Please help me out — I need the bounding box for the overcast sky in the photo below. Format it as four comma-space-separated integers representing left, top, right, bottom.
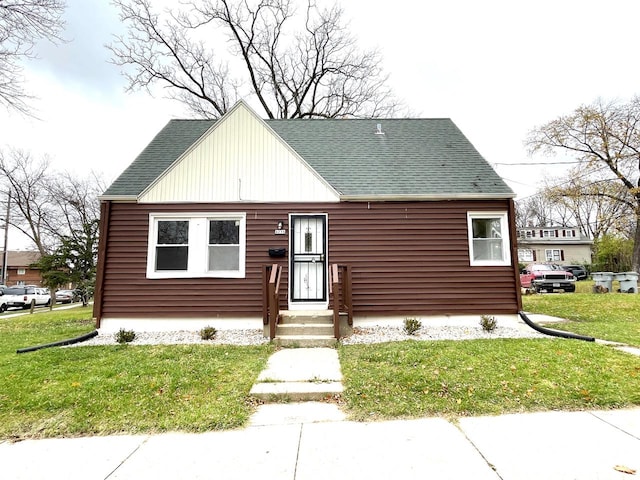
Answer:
2, 0, 640, 249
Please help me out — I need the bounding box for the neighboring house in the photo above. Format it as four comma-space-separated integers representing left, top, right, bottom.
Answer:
0, 251, 43, 287
93, 101, 521, 332
516, 227, 592, 265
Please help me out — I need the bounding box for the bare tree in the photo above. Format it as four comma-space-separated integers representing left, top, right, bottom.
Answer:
542, 169, 634, 240
515, 195, 557, 229
0, 149, 57, 253
109, 0, 402, 119
44, 171, 104, 244
527, 97, 640, 272
1, 149, 103, 298
0, 0, 66, 114
0, 149, 104, 254
38, 172, 104, 305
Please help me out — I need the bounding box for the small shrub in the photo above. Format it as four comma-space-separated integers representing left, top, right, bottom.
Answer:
115, 328, 136, 344
479, 315, 497, 332
200, 326, 217, 340
403, 317, 422, 335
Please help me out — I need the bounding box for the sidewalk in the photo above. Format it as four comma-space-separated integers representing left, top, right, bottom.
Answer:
1, 408, 638, 479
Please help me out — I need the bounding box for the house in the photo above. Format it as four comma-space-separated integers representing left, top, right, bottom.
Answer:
516, 226, 592, 265
93, 101, 522, 334
0, 251, 43, 287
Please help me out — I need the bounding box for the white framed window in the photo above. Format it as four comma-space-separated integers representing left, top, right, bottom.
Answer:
147, 212, 246, 279
545, 249, 563, 262
467, 211, 511, 266
518, 249, 534, 262
17, 268, 26, 275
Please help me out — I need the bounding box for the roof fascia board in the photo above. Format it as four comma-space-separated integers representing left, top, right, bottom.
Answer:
98, 195, 138, 202
137, 100, 340, 202
339, 193, 516, 201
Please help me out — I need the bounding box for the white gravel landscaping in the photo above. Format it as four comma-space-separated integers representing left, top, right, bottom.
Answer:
74, 323, 545, 347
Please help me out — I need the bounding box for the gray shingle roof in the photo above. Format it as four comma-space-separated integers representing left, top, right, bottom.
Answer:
102, 117, 514, 199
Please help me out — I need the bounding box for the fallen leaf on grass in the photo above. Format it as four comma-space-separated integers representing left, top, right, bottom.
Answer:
614, 465, 636, 475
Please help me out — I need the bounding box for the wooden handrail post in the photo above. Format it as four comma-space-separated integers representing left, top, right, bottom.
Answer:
345, 265, 353, 326
331, 264, 340, 339
268, 281, 276, 339
267, 264, 281, 340
262, 265, 269, 326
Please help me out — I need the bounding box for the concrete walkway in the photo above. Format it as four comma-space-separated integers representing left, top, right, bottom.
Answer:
250, 348, 343, 403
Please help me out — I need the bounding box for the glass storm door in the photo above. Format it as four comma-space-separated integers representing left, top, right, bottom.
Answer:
290, 214, 327, 305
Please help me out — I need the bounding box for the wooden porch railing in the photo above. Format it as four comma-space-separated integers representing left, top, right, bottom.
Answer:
262, 264, 283, 340
329, 264, 353, 339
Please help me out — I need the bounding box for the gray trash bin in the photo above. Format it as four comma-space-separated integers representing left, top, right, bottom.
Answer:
614, 272, 639, 293
592, 272, 614, 293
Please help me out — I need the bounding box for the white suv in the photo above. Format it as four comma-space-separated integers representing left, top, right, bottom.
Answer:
4, 286, 51, 309
0, 285, 8, 313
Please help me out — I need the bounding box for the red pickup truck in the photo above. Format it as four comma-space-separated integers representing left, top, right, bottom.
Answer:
520, 264, 575, 293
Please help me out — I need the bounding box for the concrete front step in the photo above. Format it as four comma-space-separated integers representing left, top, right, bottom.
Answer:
279, 310, 334, 325
276, 323, 335, 337
276, 335, 337, 348
249, 381, 343, 402
275, 310, 338, 347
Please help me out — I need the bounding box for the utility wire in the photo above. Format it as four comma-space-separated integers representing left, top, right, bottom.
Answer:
492, 160, 582, 166
514, 165, 612, 201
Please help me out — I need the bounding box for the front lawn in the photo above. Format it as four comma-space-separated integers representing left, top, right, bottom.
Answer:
0, 307, 274, 440
339, 338, 640, 421
522, 280, 640, 347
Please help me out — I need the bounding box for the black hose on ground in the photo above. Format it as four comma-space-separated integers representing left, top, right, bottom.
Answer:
518, 311, 595, 342
16, 330, 99, 354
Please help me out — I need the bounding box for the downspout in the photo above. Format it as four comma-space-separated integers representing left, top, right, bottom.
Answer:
17, 330, 99, 354
92, 200, 111, 328
518, 311, 595, 342
508, 199, 523, 311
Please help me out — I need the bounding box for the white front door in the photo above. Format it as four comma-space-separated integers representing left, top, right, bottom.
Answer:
289, 214, 328, 309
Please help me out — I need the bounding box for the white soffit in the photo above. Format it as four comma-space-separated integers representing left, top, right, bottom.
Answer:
138, 101, 340, 203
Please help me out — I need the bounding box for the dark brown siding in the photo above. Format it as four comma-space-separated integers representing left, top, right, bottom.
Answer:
97, 200, 520, 319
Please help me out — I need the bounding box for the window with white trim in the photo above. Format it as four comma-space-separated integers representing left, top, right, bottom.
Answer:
467, 212, 511, 266
545, 249, 563, 262
147, 213, 246, 278
518, 249, 534, 262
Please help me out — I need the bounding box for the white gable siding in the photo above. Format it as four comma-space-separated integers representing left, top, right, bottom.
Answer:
139, 103, 339, 203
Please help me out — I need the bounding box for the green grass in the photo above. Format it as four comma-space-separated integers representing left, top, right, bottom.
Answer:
522, 280, 640, 347
3, 284, 640, 439
0, 307, 274, 440
339, 339, 640, 421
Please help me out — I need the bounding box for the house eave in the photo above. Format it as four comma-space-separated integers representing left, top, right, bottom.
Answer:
98, 195, 139, 202
339, 192, 516, 202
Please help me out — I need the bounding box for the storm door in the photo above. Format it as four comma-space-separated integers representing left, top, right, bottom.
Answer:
289, 214, 327, 307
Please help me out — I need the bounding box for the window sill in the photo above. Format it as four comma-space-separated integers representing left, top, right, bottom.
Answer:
147, 271, 245, 279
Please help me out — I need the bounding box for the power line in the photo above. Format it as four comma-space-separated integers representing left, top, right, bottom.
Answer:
514, 165, 612, 201
492, 160, 582, 166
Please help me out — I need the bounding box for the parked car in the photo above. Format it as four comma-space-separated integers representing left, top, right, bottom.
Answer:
0, 286, 8, 312
520, 263, 576, 293
561, 265, 588, 280
55, 289, 78, 304
3, 286, 51, 309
